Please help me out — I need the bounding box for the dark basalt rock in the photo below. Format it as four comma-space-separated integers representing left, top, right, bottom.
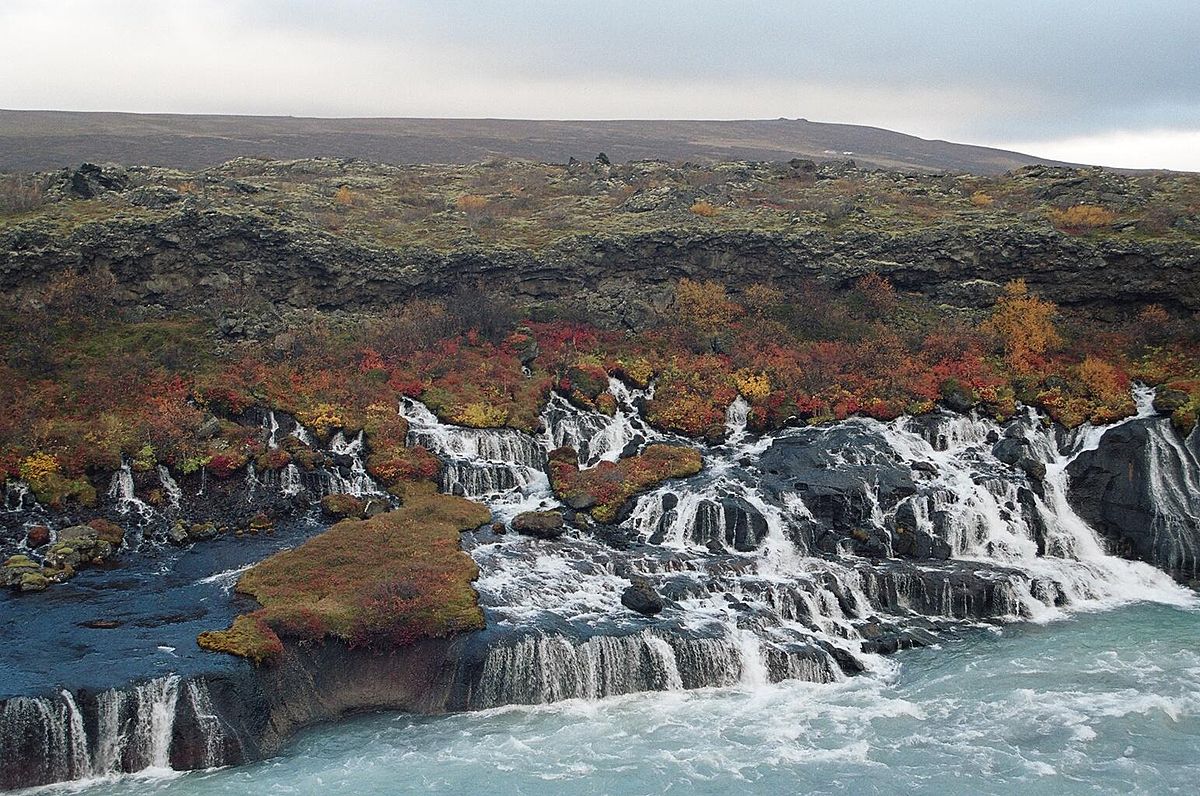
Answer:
3, 208, 1199, 333
758, 428, 916, 533
512, 511, 566, 539
620, 576, 665, 616
1067, 417, 1200, 580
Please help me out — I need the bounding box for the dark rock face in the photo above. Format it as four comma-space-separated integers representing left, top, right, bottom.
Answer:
758, 427, 916, 555
512, 511, 566, 539
1067, 418, 1200, 581
621, 577, 665, 615
2, 210, 1198, 330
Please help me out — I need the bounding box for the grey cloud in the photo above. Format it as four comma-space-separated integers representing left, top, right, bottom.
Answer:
2, 0, 1198, 142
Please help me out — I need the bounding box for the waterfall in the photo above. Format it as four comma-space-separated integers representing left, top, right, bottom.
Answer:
540, 378, 647, 467
322, 432, 383, 498
725, 396, 750, 445
4, 480, 33, 512
401, 397, 548, 511
157, 465, 183, 510
263, 410, 281, 449
0, 676, 237, 788
133, 675, 180, 770
280, 463, 304, 497
412, 384, 1196, 715
107, 461, 154, 521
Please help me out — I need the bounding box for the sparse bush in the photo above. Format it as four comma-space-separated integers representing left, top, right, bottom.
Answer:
743, 283, 785, 316
969, 191, 994, 208
0, 174, 47, 215
674, 278, 743, 336
689, 200, 719, 217
456, 194, 489, 214
1047, 204, 1117, 233
333, 186, 354, 207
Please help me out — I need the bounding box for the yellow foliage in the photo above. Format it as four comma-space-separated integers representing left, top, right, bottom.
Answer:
969, 191, 994, 207
1077, 356, 1126, 405
454, 402, 508, 428
1047, 204, 1116, 232
18, 452, 60, 483
299, 403, 345, 439
734, 370, 771, 401
333, 186, 355, 207
674, 278, 742, 335
981, 279, 1062, 374
689, 201, 719, 217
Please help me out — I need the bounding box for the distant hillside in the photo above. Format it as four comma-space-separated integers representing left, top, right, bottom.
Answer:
0, 110, 1066, 174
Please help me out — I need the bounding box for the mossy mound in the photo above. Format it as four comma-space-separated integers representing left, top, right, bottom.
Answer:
198, 487, 491, 665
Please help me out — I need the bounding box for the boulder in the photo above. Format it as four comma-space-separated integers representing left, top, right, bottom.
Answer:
87, 518, 125, 546
621, 577, 664, 616
512, 511, 566, 540
168, 521, 190, 545
992, 437, 1045, 481
189, 521, 219, 541
2, 555, 42, 589
24, 526, 51, 548
248, 512, 275, 532
18, 572, 49, 592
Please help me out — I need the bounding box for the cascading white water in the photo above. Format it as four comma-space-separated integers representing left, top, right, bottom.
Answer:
134, 675, 180, 770
725, 396, 750, 445
107, 461, 154, 520
157, 465, 183, 510
280, 463, 304, 497
541, 378, 648, 467
323, 430, 384, 497
401, 398, 547, 508
407, 385, 1196, 709
263, 410, 281, 450
0, 676, 232, 787
4, 480, 32, 512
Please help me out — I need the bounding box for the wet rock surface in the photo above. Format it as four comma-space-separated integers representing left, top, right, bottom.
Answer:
1068, 417, 1200, 581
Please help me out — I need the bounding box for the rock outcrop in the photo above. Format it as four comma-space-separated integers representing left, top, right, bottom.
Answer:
1067, 417, 1200, 581
3, 207, 1198, 330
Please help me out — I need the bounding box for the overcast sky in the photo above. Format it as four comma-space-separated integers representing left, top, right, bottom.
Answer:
2, 0, 1198, 170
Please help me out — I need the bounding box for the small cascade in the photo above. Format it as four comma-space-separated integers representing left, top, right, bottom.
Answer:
725, 396, 750, 445
540, 378, 647, 466
291, 423, 314, 447
263, 410, 281, 449
157, 465, 183, 510
280, 463, 304, 497
3, 480, 34, 513
465, 627, 838, 709
0, 676, 239, 789
1140, 423, 1200, 574
106, 461, 154, 521
323, 431, 383, 498
401, 398, 547, 507
244, 462, 262, 502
